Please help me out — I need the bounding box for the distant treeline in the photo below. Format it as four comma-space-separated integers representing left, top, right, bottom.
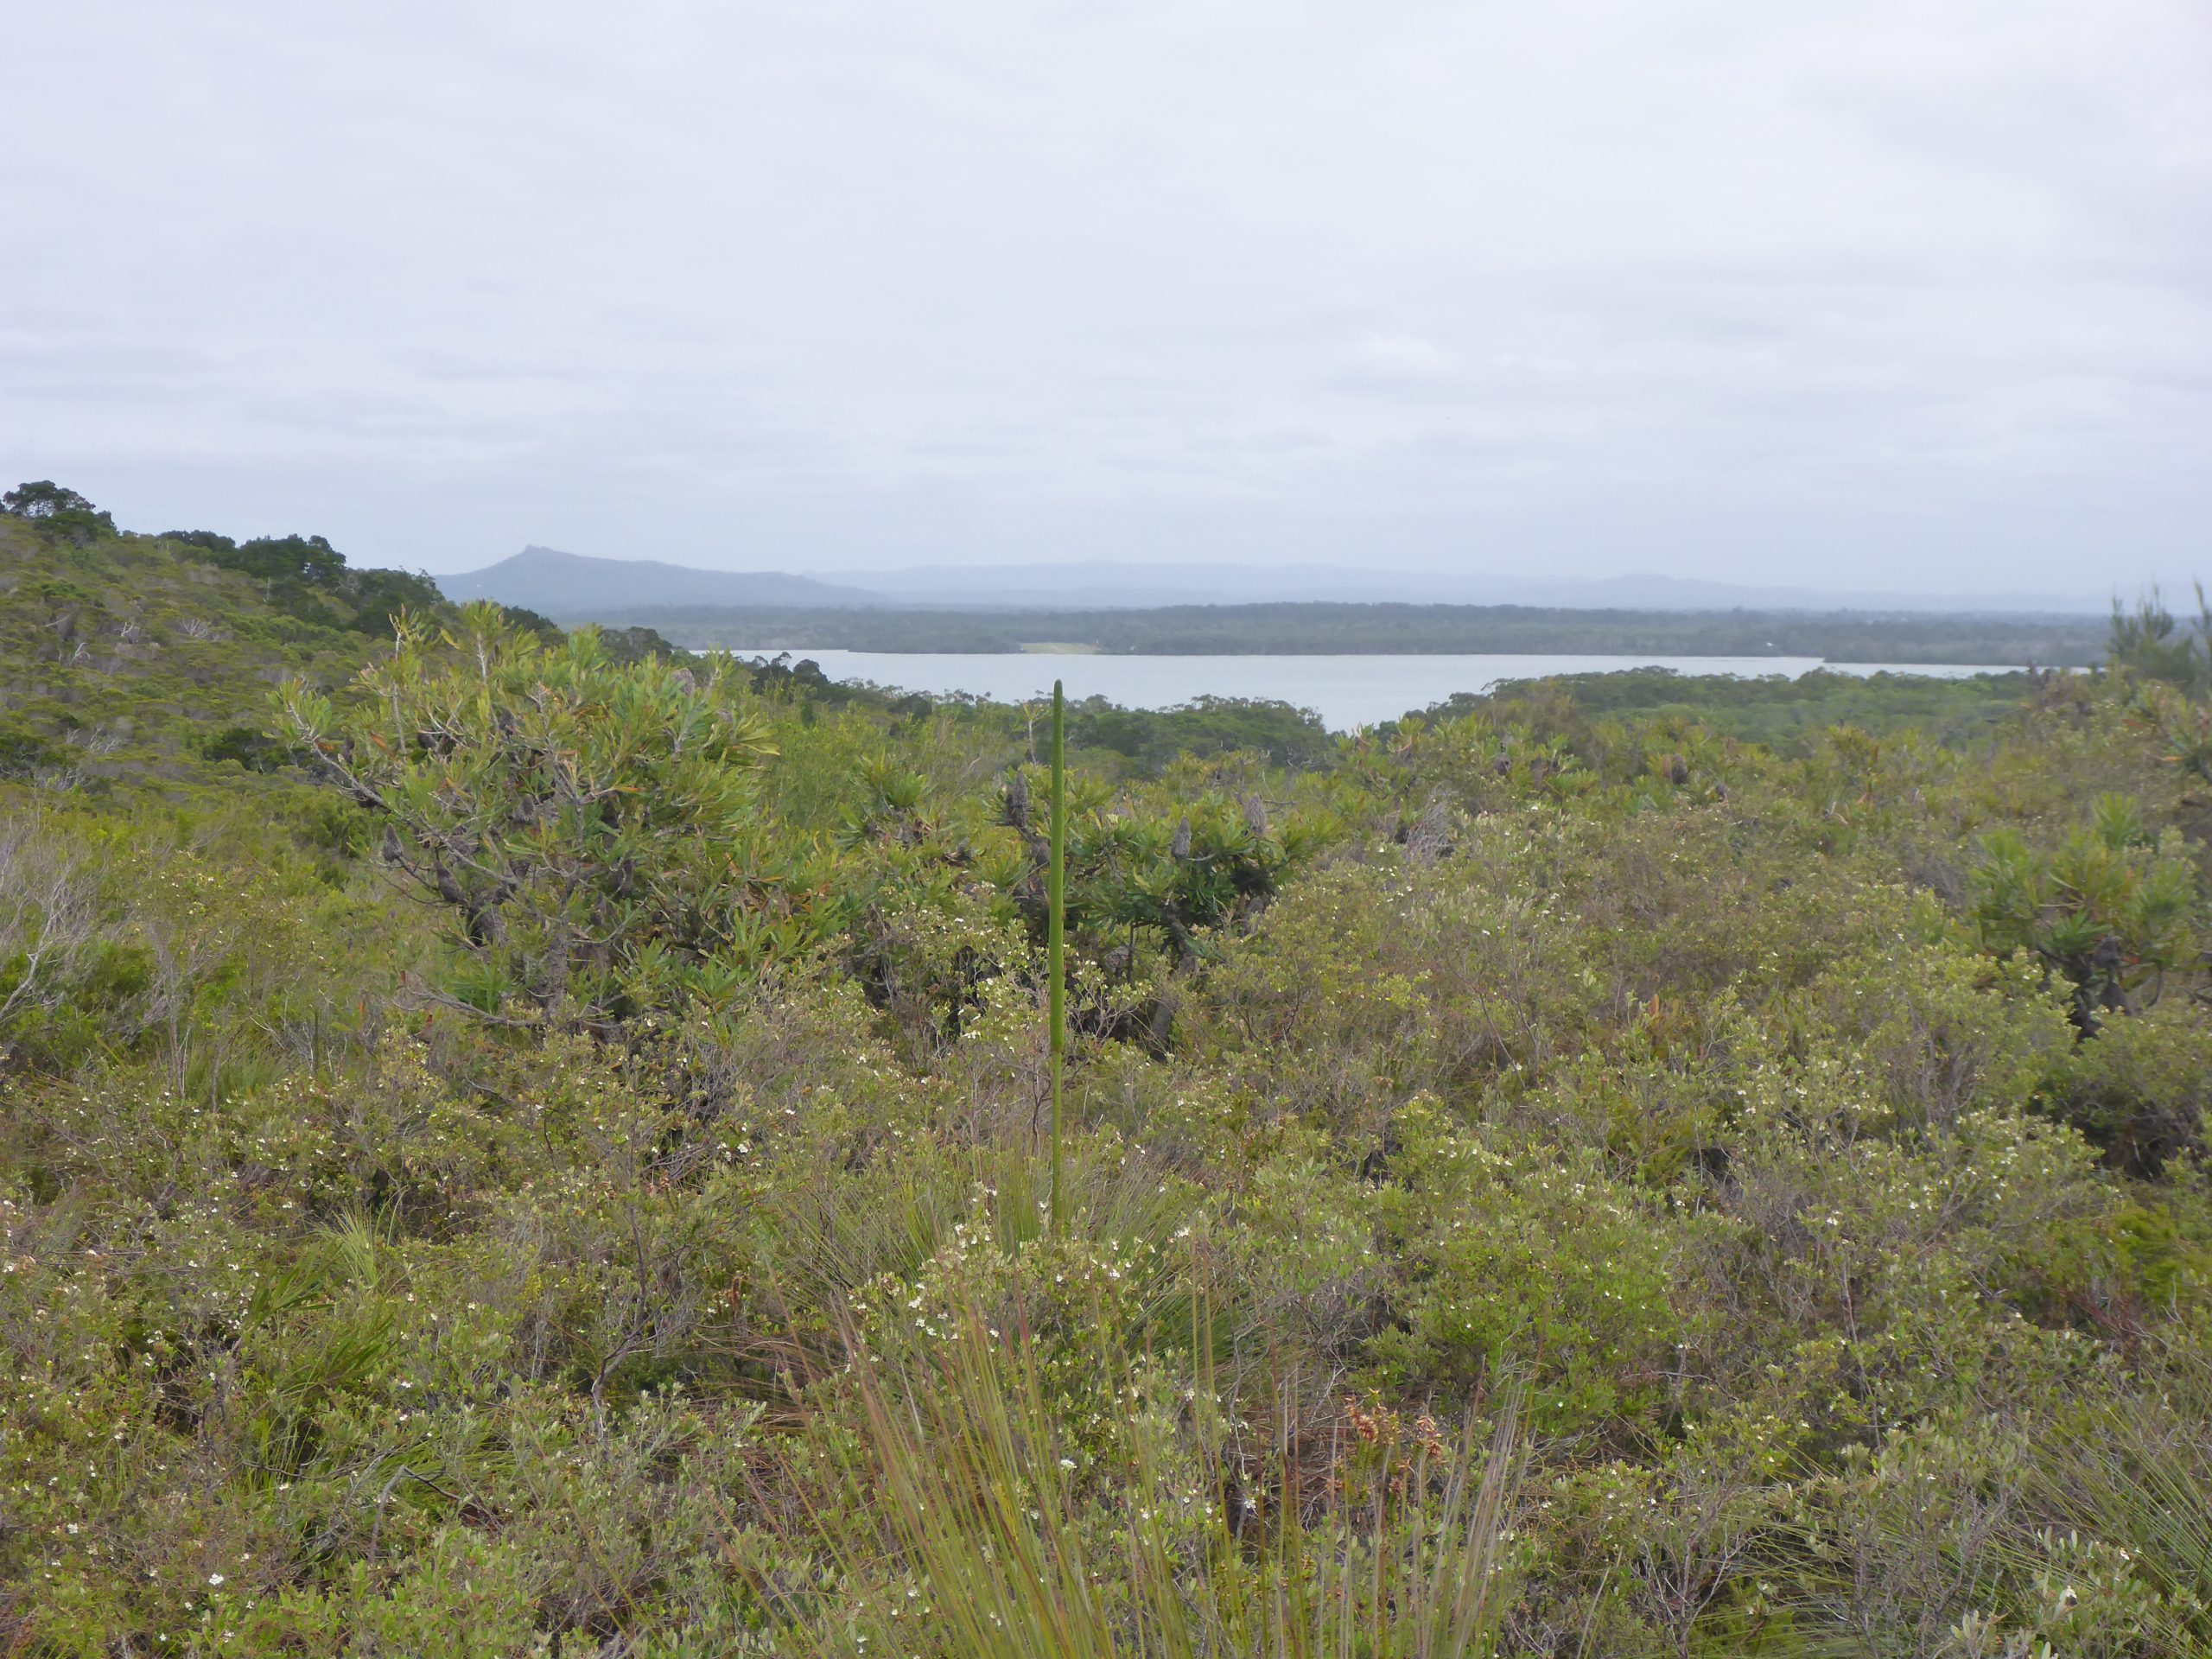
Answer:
599, 600, 2107, 664
1402, 666, 2056, 752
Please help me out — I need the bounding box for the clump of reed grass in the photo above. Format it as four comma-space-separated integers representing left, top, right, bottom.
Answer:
762, 1299, 1522, 1659
2021, 1341, 2212, 1653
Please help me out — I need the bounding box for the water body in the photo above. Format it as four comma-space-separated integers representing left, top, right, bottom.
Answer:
730, 651, 2018, 731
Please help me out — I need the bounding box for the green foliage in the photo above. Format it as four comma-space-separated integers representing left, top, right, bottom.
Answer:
276, 603, 796, 1026
2109, 584, 2212, 694
2128, 677, 2212, 792
1069, 693, 1332, 770
216, 531, 349, 586
2042, 1004, 2212, 1179
1373, 1116, 1694, 1436
195, 721, 287, 772
0, 714, 66, 779
493, 601, 566, 643
4, 478, 116, 546
5, 479, 106, 520
1409, 665, 2047, 755
599, 621, 680, 664
172, 530, 447, 634
0, 513, 429, 801
4, 530, 2212, 1654
1971, 792, 2198, 1035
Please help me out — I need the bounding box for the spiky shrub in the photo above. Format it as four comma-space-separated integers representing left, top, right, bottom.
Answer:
276, 602, 809, 1027
994, 765, 1307, 974
1971, 793, 2199, 1037
2108, 584, 2212, 695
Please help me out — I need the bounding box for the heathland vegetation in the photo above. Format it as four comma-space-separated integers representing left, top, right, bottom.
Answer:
5, 486, 2212, 1656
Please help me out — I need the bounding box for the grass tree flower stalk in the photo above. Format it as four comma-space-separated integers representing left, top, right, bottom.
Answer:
1049, 678, 1068, 1233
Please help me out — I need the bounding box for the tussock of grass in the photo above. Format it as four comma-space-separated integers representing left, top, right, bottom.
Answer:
762, 1303, 1522, 1659
2026, 1343, 2212, 1650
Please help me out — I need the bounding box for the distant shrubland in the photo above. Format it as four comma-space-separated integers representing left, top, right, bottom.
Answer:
614, 598, 2108, 664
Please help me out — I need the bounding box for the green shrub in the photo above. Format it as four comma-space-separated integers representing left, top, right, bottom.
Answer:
276, 605, 801, 1026
2044, 1004, 2212, 1177
1972, 794, 2199, 1035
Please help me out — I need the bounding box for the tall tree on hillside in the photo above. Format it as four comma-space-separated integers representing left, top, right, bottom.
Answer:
3, 480, 115, 543
3, 480, 103, 518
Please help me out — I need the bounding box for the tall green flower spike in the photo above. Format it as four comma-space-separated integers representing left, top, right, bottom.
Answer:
1048, 679, 1067, 1233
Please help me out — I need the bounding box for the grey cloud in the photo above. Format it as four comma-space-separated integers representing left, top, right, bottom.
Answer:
2, 0, 2207, 589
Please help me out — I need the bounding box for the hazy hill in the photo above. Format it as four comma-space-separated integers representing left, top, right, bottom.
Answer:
850, 560, 2106, 613
435, 550, 2106, 617
442, 546, 884, 616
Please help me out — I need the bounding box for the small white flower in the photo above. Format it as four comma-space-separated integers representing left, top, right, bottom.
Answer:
207, 1573, 225, 1586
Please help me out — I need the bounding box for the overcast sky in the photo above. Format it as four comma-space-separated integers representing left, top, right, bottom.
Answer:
4, 2, 2208, 593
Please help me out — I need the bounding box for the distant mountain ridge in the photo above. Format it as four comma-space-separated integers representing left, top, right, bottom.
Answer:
847, 562, 2105, 614
440, 547, 884, 614
437, 546, 2107, 620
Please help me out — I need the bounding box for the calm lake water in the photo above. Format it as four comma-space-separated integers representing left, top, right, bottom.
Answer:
730, 651, 2018, 731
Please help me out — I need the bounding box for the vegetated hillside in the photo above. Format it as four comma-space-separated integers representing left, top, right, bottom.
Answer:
613, 598, 2110, 663
0, 499, 699, 798
0, 512, 417, 794
8, 487, 2212, 1656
